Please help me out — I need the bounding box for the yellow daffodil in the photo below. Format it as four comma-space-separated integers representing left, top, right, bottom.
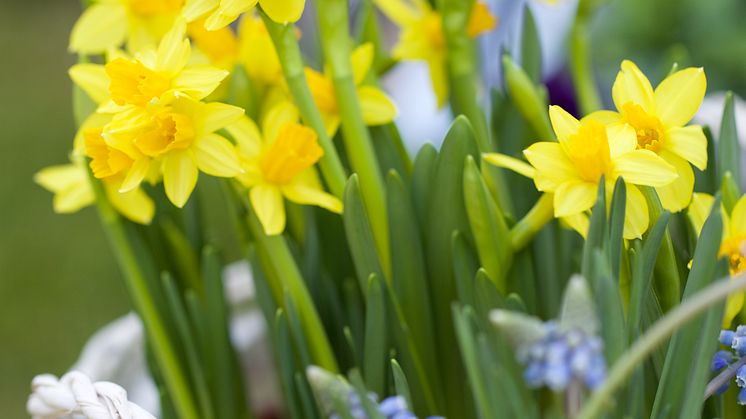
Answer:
69, 20, 229, 112
227, 102, 343, 235
485, 105, 679, 239
688, 193, 746, 326
101, 94, 244, 207
70, 0, 185, 54
306, 43, 397, 137
587, 60, 707, 212
183, 0, 305, 31
373, 0, 497, 106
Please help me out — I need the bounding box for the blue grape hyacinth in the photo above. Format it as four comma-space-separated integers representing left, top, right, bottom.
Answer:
710, 326, 746, 404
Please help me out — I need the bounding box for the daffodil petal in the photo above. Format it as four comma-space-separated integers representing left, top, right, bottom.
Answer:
665, 125, 708, 171
607, 123, 638, 158
654, 67, 706, 127
583, 110, 623, 126
351, 43, 375, 85
613, 149, 678, 187
724, 290, 744, 328
105, 184, 155, 224
69, 64, 110, 104
523, 142, 578, 191
250, 184, 285, 235
372, 0, 420, 25
482, 153, 536, 179
553, 182, 596, 218
323, 113, 341, 138
283, 181, 343, 213
34, 164, 87, 193
730, 195, 746, 238
194, 133, 242, 177
202, 102, 245, 134
262, 101, 300, 143
687, 193, 715, 238
162, 151, 198, 208
156, 19, 190, 75
69, 3, 127, 54
612, 60, 655, 113
205, 0, 257, 30
358, 86, 398, 126
183, 0, 220, 22
428, 54, 449, 108
561, 212, 589, 239
54, 183, 95, 214
655, 151, 695, 213
172, 66, 230, 100
260, 0, 305, 23
227, 116, 264, 157
549, 105, 580, 143
119, 158, 151, 193
623, 184, 649, 239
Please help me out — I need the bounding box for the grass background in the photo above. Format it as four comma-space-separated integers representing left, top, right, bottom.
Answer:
0, 2, 128, 417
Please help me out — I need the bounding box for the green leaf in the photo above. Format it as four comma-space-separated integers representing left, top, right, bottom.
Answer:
227, 64, 258, 119
411, 144, 438, 227
589, 250, 626, 364
274, 310, 305, 419
607, 178, 626, 281
694, 127, 717, 194
721, 171, 740, 214
390, 359, 413, 408
363, 275, 387, 396
520, 5, 542, 83
717, 92, 741, 188
502, 54, 553, 140
452, 231, 479, 306
462, 156, 512, 291
489, 309, 545, 349
582, 179, 606, 279
652, 196, 724, 419
343, 174, 386, 294
559, 275, 599, 336
453, 306, 497, 419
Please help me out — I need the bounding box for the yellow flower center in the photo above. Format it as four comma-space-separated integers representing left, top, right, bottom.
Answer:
85, 128, 133, 179
260, 123, 323, 185
720, 236, 746, 275
621, 103, 666, 152
128, 0, 184, 17
564, 120, 613, 183
106, 58, 172, 106
133, 110, 195, 157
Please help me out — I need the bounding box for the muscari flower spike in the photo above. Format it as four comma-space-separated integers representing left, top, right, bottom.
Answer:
492, 275, 607, 392
709, 326, 746, 403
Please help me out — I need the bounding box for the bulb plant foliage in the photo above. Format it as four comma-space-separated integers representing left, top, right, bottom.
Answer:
31, 1, 746, 418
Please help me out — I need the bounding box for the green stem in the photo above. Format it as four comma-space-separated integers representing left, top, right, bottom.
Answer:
577, 272, 746, 419
90, 178, 200, 419
315, 0, 391, 276
262, 15, 347, 199
569, 17, 602, 115
509, 193, 554, 251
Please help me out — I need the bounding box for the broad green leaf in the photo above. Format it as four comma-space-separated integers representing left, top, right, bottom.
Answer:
520, 6, 542, 83
502, 54, 552, 140
363, 275, 387, 396
717, 92, 741, 188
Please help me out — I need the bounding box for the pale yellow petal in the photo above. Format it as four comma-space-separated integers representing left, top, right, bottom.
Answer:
665, 125, 708, 171
351, 43, 375, 85
262, 101, 300, 143
358, 86, 398, 126
583, 110, 623, 126
227, 116, 264, 157
250, 184, 286, 235
612, 149, 678, 187
69, 64, 110, 105
623, 184, 649, 239
171, 66, 230, 100
205, 0, 257, 30
194, 133, 242, 177
688, 193, 715, 237
724, 291, 744, 328
607, 123, 638, 157
105, 184, 155, 224
372, 0, 420, 25
183, 0, 220, 22
427, 54, 449, 108
553, 181, 596, 218
69, 3, 127, 54
523, 142, 578, 191
549, 105, 580, 143
561, 212, 589, 239
162, 151, 198, 208
612, 60, 655, 113
54, 183, 95, 214
654, 151, 694, 213
282, 180, 343, 213
119, 158, 151, 193
323, 113, 341, 138
654, 67, 706, 127
259, 0, 305, 23
157, 19, 190, 75
201, 102, 245, 134
34, 164, 88, 194
730, 194, 746, 237
483, 153, 536, 179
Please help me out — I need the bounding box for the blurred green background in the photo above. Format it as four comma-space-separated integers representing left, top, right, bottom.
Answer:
0, 2, 129, 417
1, 0, 746, 418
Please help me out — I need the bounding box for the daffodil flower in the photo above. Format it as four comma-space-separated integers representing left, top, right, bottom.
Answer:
688, 193, 746, 326
485, 105, 679, 239
305, 43, 398, 137
69, 20, 229, 112
587, 60, 708, 212
373, 0, 497, 107
70, 0, 185, 54
227, 102, 343, 235
101, 94, 244, 207
183, 0, 305, 31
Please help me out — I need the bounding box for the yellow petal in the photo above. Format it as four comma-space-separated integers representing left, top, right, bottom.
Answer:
227, 116, 264, 157
322, 113, 341, 138
665, 125, 708, 171
467, 2, 498, 37
561, 212, 589, 239
612, 60, 655, 113
34, 164, 87, 194
183, 0, 220, 22
358, 86, 398, 126
105, 184, 155, 224
250, 184, 286, 235
69, 3, 127, 54
156, 19, 191, 75
730, 195, 746, 238
194, 133, 242, 177
623, 184, 649, 239
688, 193, 716, 237
612, 149, 678, 187
372, 0, 420, 25
427, 54, 449, 108
654, 67, 706, 127
352, 43, 375, 85
482, 153, 536, 179
607, 123, 638, 158
262, 101, 300, 143
259, 0, 305, 23
171, 66, 230, 100
583, 110, 623, 126
655, 151, 695, 213
553, 181, 596, 217
54, 183, 95, 214
549, 105, 580, 143
283, 179, 343, 213
205, 0, 257, 30
119, 158, 151, 193
69, 64, 110, 105
162, 151, 198, 208
201, 102, 245, 134
724, 290, 744, 328
523, 142, 578, 191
